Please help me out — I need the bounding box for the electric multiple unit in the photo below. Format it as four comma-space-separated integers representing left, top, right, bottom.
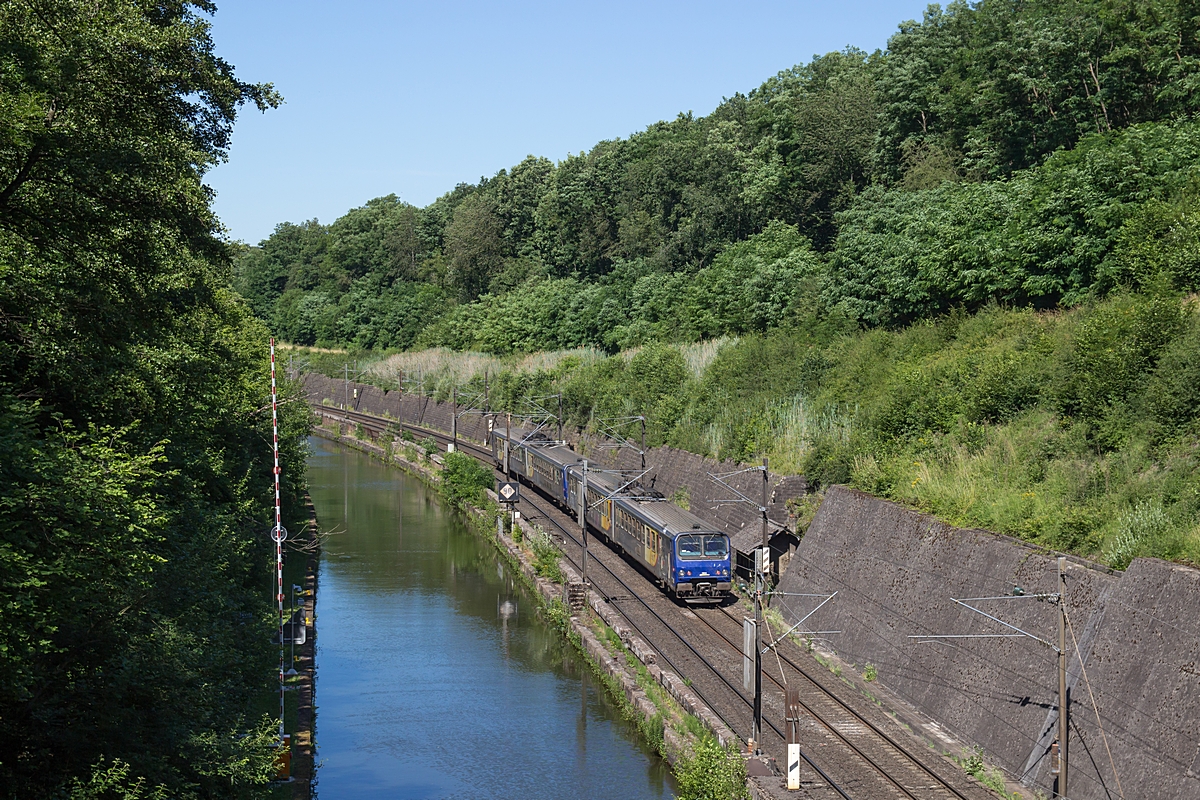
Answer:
491, 425, 732, 600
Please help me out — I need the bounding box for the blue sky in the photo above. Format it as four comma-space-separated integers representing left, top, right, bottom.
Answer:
206, 1, 932, 244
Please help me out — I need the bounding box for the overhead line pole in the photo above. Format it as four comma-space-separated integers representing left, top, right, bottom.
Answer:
641, 417, 646, 470
909, 560, 1070, 797
709, 459, 773, 754
753, 456, 768, 754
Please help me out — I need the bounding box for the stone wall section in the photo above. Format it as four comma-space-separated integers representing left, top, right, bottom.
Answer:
776, 484, 1199, 800
302, 373, 806, 560
1066, 558, 1200, 800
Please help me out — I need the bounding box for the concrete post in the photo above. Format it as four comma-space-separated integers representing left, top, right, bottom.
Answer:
752, 457, 768, 753
504, 413, 511, 477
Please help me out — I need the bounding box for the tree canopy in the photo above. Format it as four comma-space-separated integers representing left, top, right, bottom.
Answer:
236, 0, 1200, 355
1, 2, 303, 797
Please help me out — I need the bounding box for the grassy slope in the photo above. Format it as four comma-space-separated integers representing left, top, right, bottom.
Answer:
326, 291, 1200, 569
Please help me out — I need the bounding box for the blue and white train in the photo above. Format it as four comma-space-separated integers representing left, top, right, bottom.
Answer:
491, 426, 732, 601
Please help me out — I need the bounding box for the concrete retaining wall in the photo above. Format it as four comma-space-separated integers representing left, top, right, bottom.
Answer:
1068, 558, 1200, 799
776, 485, 1200, 800
302, 373, 806, 561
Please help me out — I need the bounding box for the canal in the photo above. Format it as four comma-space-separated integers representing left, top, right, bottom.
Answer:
306, 436, 676, 799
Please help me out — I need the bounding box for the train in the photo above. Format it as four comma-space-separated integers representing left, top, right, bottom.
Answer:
490, 423, 732, 601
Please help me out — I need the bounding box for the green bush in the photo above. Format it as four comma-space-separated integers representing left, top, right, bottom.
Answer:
528, 525, 565, 583
674, 736, 749, 800
441, 451, 494, 506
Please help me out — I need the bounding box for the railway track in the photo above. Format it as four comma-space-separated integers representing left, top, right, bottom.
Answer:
694, 605, 982, 799
314, 404, 995, 800
517, 490, 985, 800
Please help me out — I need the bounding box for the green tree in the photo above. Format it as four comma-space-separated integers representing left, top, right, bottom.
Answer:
0, 2, 304, 796
444, 192, 506, 301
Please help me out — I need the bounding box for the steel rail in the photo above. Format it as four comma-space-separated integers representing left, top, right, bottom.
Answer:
697, 605, 978, 800
714, 604, 978, 798
516, 490, 853, 800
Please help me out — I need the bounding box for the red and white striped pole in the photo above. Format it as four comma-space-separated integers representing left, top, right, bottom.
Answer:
271, 338, 285, 740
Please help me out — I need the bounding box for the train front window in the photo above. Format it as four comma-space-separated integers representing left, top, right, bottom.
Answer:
678, 534, 727, 560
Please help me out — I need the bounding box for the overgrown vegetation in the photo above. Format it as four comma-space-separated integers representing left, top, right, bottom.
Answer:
440, 450, 494, 506
0, 2, 305, 797
674, 736, 750, 800
528, 524, 565, 584
340, 290, 1200, 568
957, 747, 1023, 799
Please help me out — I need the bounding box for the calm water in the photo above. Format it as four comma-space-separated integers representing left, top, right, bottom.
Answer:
307, 437, 675, 800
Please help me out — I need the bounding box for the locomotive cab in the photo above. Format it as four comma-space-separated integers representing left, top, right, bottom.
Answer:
672, 531, 731, 599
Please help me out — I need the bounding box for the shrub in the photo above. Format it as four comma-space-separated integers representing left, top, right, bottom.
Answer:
528, 524, 564, 583
674, 736, 749, 800
441, 451, 494, 506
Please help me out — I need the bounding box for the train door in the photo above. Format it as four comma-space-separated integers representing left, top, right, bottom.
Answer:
601, 499, 612, 533
644, 525, 658, 567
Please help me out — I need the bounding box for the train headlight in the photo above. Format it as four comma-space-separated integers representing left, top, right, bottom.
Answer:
677, 569, 685, 577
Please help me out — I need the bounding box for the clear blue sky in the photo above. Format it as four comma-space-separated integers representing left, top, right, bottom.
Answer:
206, 1, 931, 245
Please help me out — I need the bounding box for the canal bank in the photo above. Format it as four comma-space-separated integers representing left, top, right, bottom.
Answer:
289, 497, 319, 800
310, 421, 750, 799
306, 432, 682, 799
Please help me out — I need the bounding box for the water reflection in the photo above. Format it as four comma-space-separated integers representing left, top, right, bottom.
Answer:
307, 437, 675, 800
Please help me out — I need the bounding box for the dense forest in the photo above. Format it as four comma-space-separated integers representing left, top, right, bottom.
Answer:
252, 0, 1200, 570
237, 0, 1200, 351
1, 2, 308, 797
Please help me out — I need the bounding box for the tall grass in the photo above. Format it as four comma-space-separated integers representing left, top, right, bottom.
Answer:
367, 347, 605, 398
369, 348, 503, 389
765, 396, 855, 475
677, 336, 737, 378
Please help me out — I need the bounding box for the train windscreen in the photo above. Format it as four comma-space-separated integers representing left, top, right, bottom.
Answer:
677, 534, 728, 560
